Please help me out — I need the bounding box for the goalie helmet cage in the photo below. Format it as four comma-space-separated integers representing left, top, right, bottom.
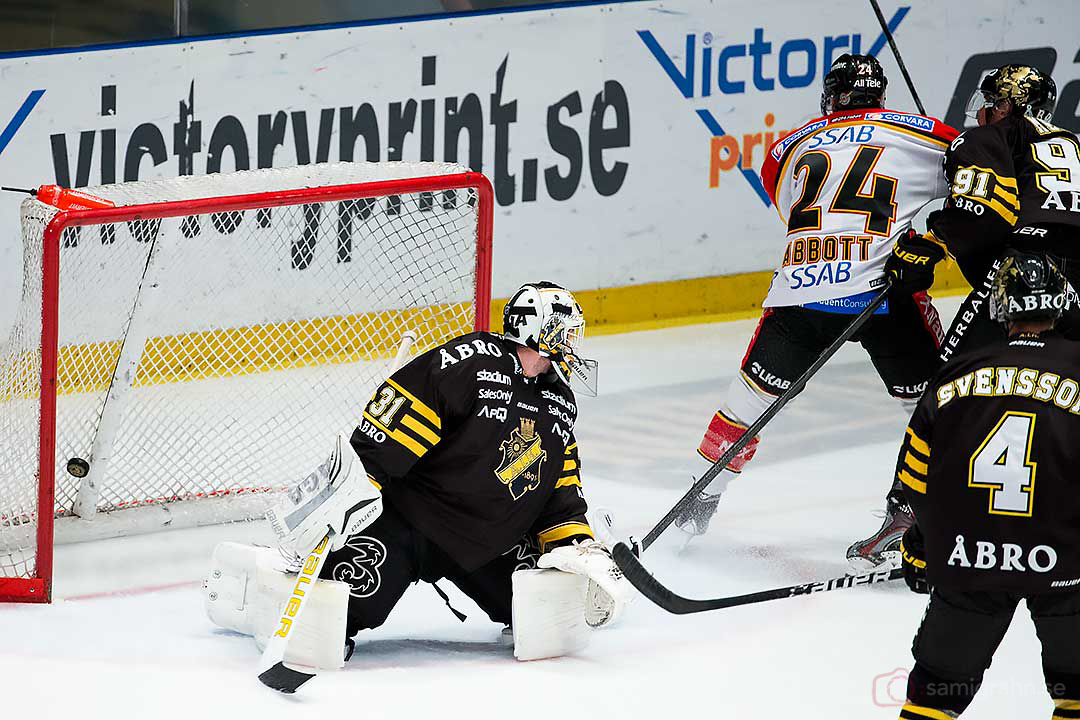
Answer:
0, 162, 493, 603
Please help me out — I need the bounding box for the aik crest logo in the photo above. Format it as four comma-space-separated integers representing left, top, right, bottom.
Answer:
332, 536, 387, 598
495, 418, 548, 500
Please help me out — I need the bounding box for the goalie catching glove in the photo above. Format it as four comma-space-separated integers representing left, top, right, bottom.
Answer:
266, 433, 383, 562
536, 539, 631, 627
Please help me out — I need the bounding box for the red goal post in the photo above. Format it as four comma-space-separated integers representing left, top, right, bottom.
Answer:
0, 164, 493, 603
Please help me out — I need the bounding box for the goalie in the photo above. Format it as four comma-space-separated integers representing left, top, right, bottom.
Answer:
205, 282, 627, 690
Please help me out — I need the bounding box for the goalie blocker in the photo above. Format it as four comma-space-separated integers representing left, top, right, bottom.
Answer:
205, 283, 628, 679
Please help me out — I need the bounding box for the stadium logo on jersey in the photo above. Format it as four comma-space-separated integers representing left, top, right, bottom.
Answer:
477, 369, 512, 386
495, 418, 548, 500
332, 536, 388, 599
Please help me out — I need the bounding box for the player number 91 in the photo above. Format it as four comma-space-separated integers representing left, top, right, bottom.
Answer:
952, 167, 991, 198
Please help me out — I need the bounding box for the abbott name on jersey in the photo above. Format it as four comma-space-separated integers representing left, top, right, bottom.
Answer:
760, 109, 955, 309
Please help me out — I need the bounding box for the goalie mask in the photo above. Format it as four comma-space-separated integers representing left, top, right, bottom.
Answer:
503, 282, 598, 396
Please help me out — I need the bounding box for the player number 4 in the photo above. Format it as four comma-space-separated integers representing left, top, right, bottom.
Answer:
968, 411, 1037, 517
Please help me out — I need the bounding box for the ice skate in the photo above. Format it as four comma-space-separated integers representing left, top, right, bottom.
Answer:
674, 491, 722, 538
846, 495, 913, 573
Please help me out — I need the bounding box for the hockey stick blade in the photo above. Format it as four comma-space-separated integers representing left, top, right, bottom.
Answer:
613, 542, 902, 615
259, 661, 317, 694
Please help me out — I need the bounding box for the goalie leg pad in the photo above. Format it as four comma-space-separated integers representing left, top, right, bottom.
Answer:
205, 541, 350, 670
511, 569, 589, 661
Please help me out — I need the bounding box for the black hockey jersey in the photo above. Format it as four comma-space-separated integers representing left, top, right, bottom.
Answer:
930, 114, 1080, 284
350, 332, 592, 572
898, 334, 1080, 593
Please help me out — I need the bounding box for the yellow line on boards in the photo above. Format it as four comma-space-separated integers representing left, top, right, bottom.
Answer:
491, 264, 971, 335
3, 266, 971, 400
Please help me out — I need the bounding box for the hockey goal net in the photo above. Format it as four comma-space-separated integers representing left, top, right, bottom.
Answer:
0, 162, 493, 602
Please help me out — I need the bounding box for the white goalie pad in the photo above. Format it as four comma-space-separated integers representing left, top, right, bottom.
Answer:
204, 541, 350, 670
511, 568, 589, 661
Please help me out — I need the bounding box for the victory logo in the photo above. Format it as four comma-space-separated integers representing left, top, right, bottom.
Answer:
332, 536, 388, 598
495, 418, 547, 500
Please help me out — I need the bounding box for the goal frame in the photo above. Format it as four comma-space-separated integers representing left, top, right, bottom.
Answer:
0, 171, 494, 603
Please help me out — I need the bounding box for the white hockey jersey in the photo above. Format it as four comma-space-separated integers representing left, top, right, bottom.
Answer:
759, 108, 957, 308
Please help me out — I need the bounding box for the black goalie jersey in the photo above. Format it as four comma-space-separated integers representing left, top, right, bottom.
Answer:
898, 334, 1080, 593
349, 332, 592, 573
930, 114, 1080, 285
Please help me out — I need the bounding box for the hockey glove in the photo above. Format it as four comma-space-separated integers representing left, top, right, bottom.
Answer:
266, 433, 383, 563
900, 524, 929, 595
537, 539, 631, 627
885, 229, 946, 292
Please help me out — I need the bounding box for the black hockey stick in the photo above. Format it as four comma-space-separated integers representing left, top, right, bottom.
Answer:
868, 0, 926, 115
635, 278, 894, 552
612, 542, 902, 615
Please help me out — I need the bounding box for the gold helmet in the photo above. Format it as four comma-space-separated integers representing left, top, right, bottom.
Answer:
965, 64, 1057, 121
989, 252, 1068, 325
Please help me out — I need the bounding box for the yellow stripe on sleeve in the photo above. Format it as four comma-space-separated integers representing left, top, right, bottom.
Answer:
992, 185, 1018, 206
363, 411, 428, 458
563, 459, 578, 472
537, 522, 594, 552
906, 428, 930, 457
555, 475, 581, 489
385, 378, 441, 429
899, 469, 927, 494
986, 197, 1019, 225
565, 442, 577, 454
401, 413, 440, 446
904, 452, 928, 476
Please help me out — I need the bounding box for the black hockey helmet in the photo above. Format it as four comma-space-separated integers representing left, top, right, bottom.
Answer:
820, 54, 887, 116
989, 252, 1068, 325
965, 65, 1057, 122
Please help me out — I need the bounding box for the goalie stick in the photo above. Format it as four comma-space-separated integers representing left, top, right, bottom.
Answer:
612, 542, 902, 615
634, 279, 894, 553
258, 330, 418, 694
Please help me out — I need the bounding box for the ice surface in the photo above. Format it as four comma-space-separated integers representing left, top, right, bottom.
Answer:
0, 296, 1054, 719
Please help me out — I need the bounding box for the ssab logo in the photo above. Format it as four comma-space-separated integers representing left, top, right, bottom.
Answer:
637, 7, 911, 206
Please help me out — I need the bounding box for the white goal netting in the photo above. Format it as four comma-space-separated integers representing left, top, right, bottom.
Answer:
0, 162, 491, 598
